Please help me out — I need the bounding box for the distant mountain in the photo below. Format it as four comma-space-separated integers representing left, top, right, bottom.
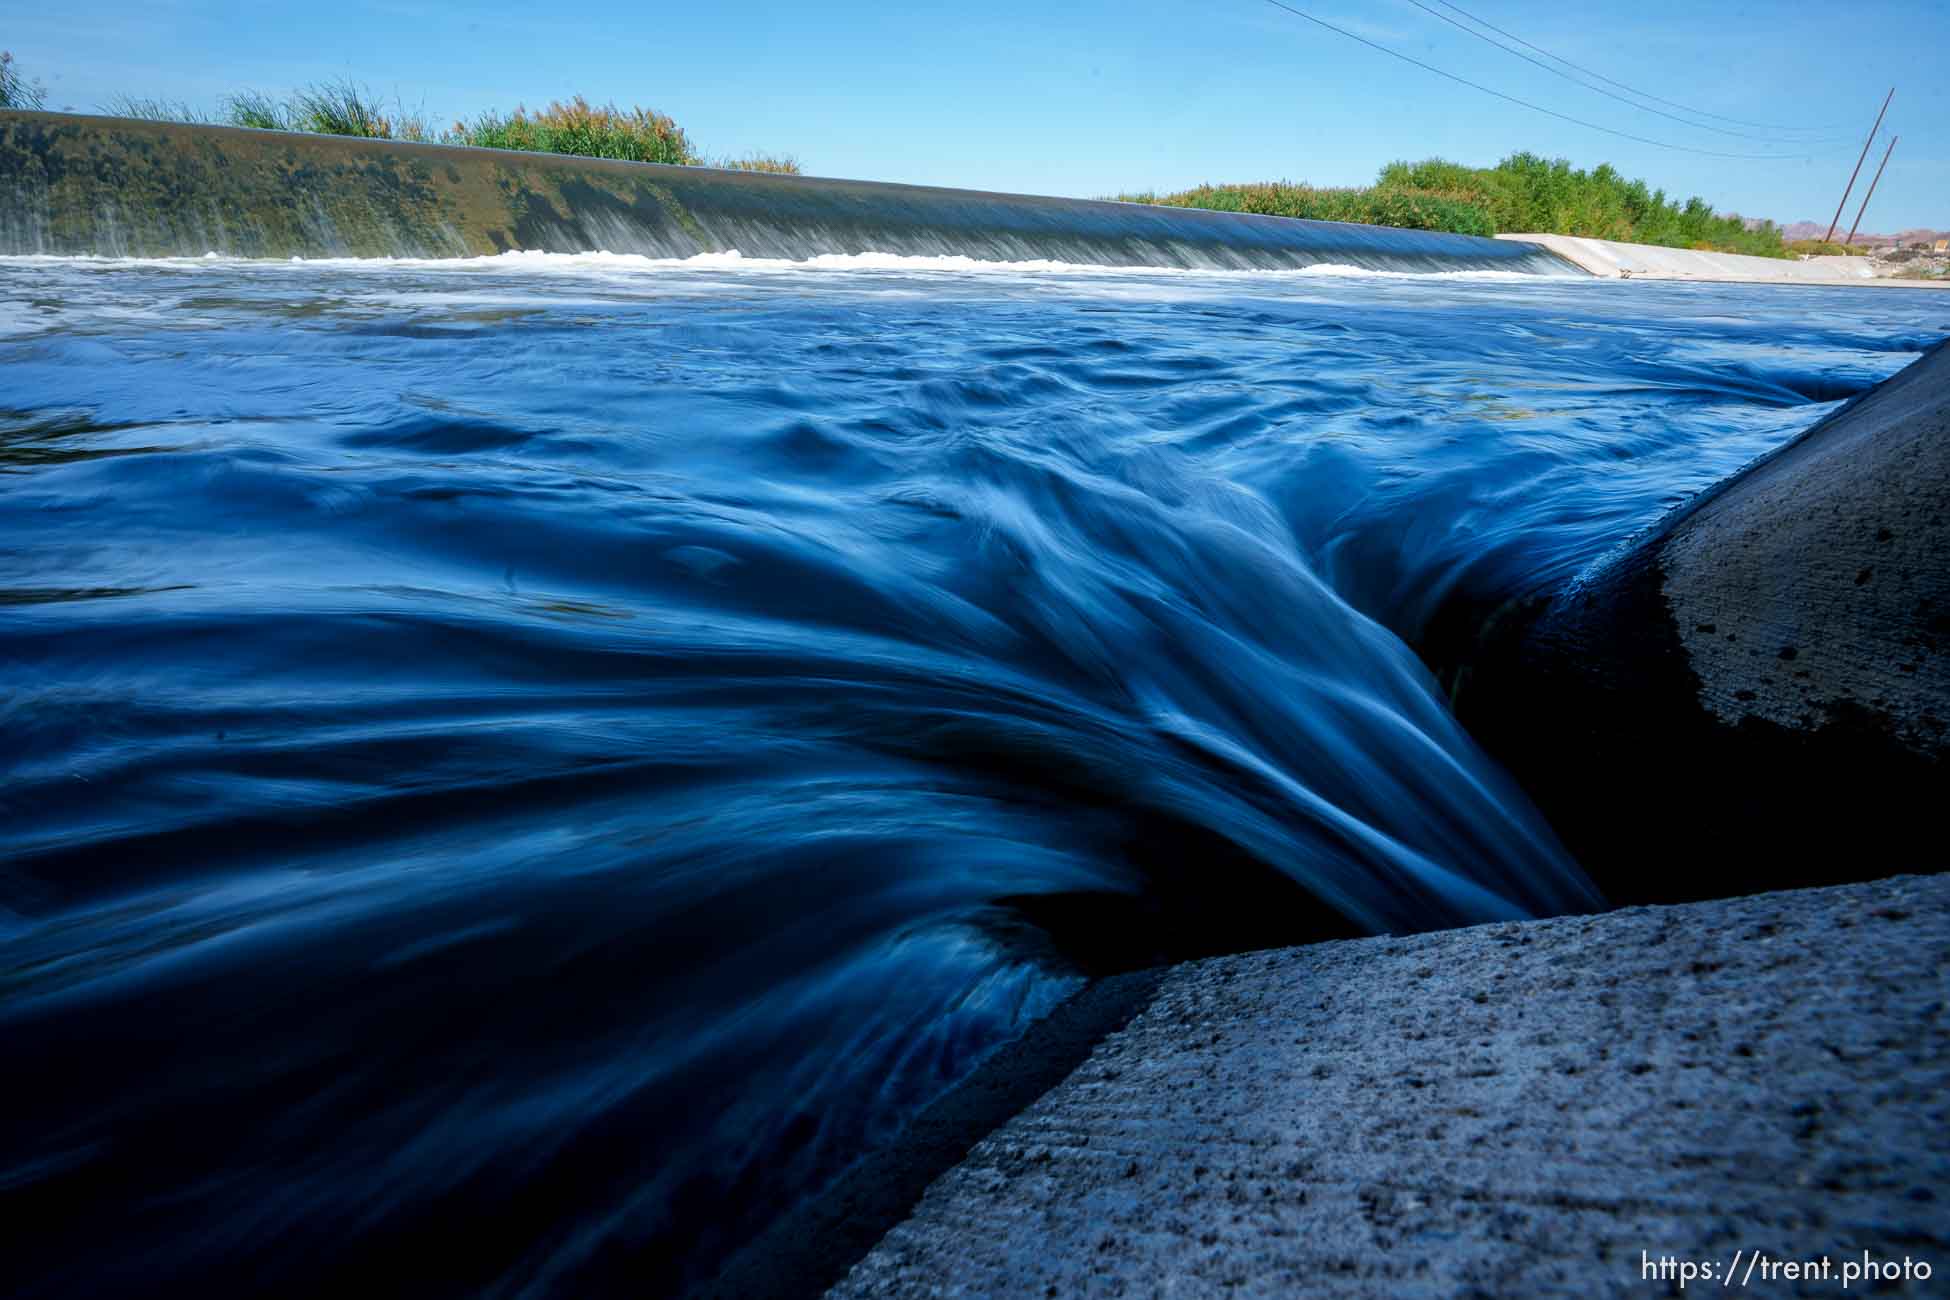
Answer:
1780, 220, 1948, 247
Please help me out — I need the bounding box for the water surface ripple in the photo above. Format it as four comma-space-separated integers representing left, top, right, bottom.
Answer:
1, 252, 1941, 1295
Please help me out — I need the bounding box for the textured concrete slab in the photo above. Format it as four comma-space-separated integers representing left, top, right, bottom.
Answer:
830, 874, 1950, 1298
1498, 233, 1950, 288
1660, 339, 1950, 752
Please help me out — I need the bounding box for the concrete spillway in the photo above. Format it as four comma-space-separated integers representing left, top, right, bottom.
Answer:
0, 111, 1581, 273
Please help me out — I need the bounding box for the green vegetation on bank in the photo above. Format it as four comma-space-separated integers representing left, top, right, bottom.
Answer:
1120, 152, 1789, 258
100, 96, 209, 124
97, 82, 442, 139
1113, 183, 1496, 238
2, 52, 799, 174
455, 98, 696, 164
449, 101, 801, 171
715, 153, 804, 175
220, 90, 286, 132
286, 81, 426, 140
1381, 156, 1786, 255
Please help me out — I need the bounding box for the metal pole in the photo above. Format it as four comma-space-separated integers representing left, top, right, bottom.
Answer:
1845, 136, 1898, 246
1825, 87, 1894, 243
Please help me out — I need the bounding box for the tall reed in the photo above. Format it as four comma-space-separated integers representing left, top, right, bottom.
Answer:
1, 51, 48, 110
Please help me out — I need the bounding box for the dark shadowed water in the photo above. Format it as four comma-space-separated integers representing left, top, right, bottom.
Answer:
1, 250, 1942, 1296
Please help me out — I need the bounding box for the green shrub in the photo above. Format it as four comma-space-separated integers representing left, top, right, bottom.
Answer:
0, 50, 45, 110
1376, 154, 1787, 256
712, 152, 802, 175
454, 97, 700, 165
1116, 182, 1495, 238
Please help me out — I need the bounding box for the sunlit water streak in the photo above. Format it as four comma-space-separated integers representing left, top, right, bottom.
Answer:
1, 252, 1942, 1296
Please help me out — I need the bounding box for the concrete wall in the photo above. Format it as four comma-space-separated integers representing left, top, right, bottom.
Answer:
1462, 341, 1948, 904
1498, 232, 1945, 287
0, 112, 1579, 273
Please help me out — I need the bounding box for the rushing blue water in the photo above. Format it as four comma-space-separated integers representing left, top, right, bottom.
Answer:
1, 250, 1943, 1296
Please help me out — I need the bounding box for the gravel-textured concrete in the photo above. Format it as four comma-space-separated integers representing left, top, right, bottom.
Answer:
1661, 341, 1950, 753
831, 875, 1950, 1298
1461, 341, 1947, 904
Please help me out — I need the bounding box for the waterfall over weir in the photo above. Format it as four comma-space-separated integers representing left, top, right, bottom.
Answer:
0, 110, 1583, 272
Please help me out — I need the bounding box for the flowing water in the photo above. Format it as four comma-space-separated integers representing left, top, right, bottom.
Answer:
1, 251, 1942, 1296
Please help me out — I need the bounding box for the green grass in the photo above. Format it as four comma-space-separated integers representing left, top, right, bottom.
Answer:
284, 80, 408, 138
94, 81, 418, 138
1121, 152, 1789, 257
99, 95, 210, 123
14, 45, 800, 171
67, 71, 786, 165
1, 50, 47, 110
221, 90, 287, 131
453, 97, 701, 165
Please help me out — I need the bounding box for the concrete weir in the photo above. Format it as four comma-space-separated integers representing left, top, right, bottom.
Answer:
0, 111, 1576, 273
1462, 341, 1948, 904
829, 875, 1950, 1298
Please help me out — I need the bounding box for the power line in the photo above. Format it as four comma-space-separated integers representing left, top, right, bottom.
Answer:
1427, 0, 1852, 134
1255, 0, 1817, 161
1401, 0, 1854, 145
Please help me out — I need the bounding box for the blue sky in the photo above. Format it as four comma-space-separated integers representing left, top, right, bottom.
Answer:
9, 0, 1946, 230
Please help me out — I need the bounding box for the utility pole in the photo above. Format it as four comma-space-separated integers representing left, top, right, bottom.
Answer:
1825, 87, 1894, 244
1845, 136, 1898, 246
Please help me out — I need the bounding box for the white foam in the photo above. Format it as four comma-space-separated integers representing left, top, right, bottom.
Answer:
0, 247, 1555, 283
